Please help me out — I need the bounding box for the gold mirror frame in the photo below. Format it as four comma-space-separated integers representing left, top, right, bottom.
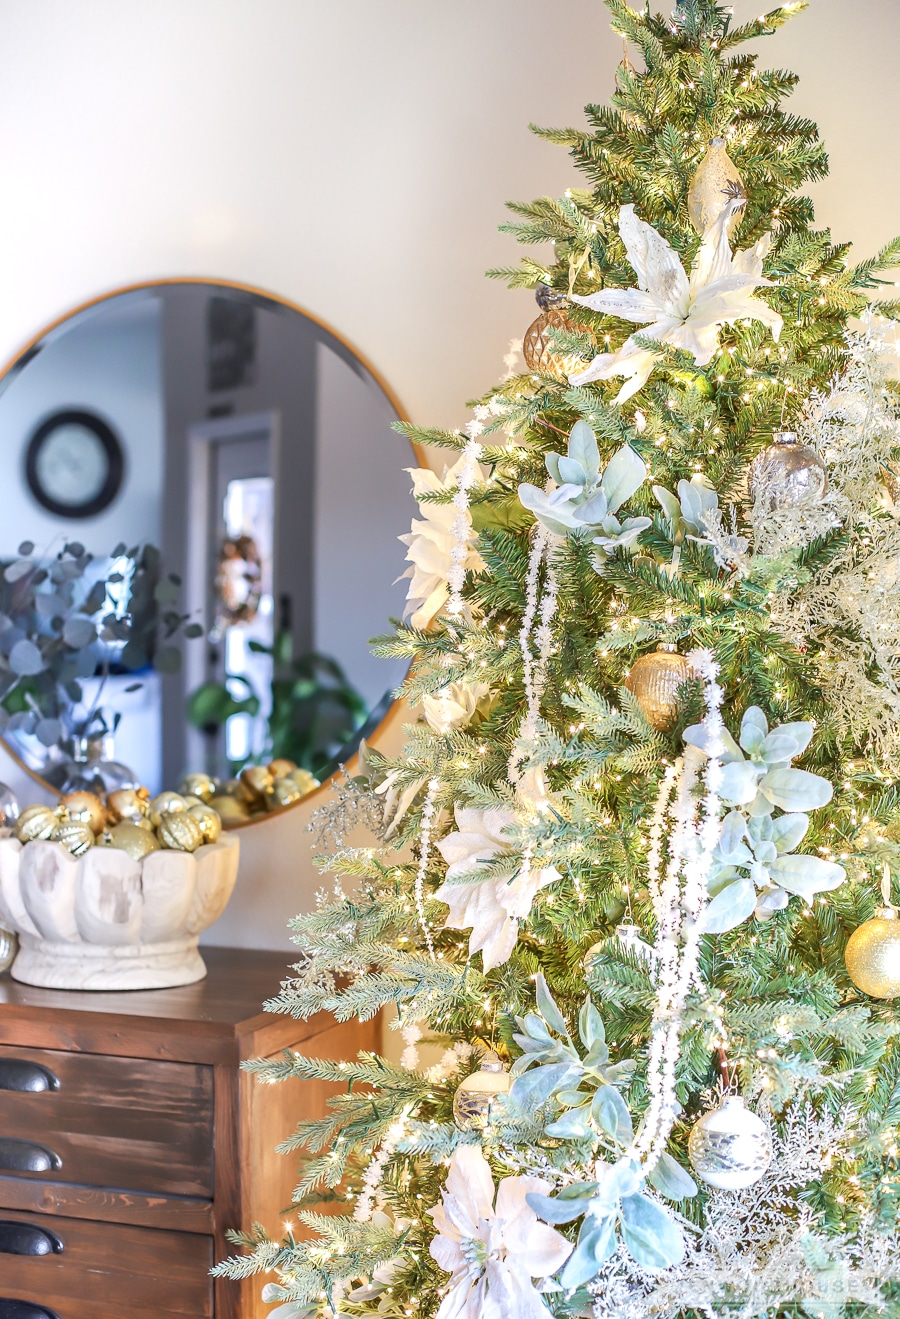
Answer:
0, 276, 421, 829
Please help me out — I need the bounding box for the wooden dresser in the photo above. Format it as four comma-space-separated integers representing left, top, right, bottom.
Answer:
0, 946, 377, 1319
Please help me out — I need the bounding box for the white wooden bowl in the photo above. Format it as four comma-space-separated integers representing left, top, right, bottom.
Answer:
0, 832, 239, 990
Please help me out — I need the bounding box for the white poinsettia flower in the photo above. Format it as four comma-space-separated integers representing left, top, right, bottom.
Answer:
429, 1144, 572, 1319
398, 457, 486, 630
422, 680, 491, 733
568, 199, 783, 404
435, 806, 560, 971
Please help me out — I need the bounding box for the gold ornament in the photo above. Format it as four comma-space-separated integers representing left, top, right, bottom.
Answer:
747, 431, 827, 511
625, 645, 693, 731
188, 803, 222, 845
107, 786, 150, 825
51, 819, 95, 857
240, 765, 274, 807
845, 891, 900, 998
688, 137, 746, 237
452, 1052, 512, 1131
178, 773, 216, 804
208, 794, 251, 825
0, 926, 16, 974
270, 777, 302, 810
157, 810, 204, 853
60, 790, 107, 835
99, 820, 162, 861
268, 758, 298, 779
289, 768, 320, 796
15, 804, 59, 843
523, 286, 582, 379
149, 791, 187, 828
688, 1096, 772, 1190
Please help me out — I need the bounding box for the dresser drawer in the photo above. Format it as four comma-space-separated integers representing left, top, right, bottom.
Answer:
0, 1045, 212, 1197
0, 1208, 212, 1317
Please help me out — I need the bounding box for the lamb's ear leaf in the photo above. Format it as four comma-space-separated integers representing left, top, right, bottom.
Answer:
601, 444, 646, 514
591, 1084, 634, 1145
702, 876, 758, 933
646, 1151, 698, 1201
653, 484, 681, 528
559, 1216, 618, 1289
579, 998, 605, 1050
535, 973, 569, 1038
568, 421, 600, 483
620, 1194, 686, 1269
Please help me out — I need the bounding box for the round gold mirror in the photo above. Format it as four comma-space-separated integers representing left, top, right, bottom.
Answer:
0, 279, 416, 824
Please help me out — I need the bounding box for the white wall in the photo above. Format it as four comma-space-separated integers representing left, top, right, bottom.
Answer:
0, 0, 896, 948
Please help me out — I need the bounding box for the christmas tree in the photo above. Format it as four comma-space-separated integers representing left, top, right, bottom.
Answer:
218, 3, 900, 1315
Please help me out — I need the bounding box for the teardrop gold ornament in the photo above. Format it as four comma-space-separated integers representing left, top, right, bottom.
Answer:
688, 137, 745, 237
624, 645, 693, 731
15, 804, 59, 843
157, 810, 204, 853
523, 286, 583, 379
51, 819, 95, 857
99, 820, 163, 861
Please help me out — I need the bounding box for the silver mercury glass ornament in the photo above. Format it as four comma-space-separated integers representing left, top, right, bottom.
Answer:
747, 431, 827, 512
688, 1095, 772, 1190
0, 927, 16, 974
452, 1051, 512, 1131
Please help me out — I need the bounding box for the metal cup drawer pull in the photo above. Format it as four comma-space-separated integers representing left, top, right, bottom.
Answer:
0, 1220, 64, 1256
0, 1303, 61, 1319
0, 1060, 60, 1093
0, 1138, 62, 1174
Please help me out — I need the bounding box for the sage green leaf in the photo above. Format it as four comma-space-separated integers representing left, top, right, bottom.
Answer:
568, 420, 600, 481
601, 444, 646, 514
769, 853, 845, 899
579, 997, 605, 1051
772, 812, 809, 853
560, 1216, 617, 1289
760, 767, 833, 811
536, 973, 569, 1037
703, 876, 758, 933
592, 1084, 634, 1144
620, 1193, 686, 1268
646, 1151, 698, 1201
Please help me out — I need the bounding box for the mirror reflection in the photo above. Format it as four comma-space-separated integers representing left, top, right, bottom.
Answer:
0, 281, 414, 806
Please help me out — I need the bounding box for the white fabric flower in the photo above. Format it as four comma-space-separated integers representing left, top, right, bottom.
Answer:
422, 681, 491, 733
429, 1144, 572, 1319
398, 457, 486, 629
569, 200, 783, 404
435, 806, 560, 970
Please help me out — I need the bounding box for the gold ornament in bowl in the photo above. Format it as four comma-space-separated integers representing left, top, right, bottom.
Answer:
99, 820, 162, 861
51, 819, 95, 857
208, 794, 251, 825
845, 907, 900, 999
747, 431, 827, 511
107, 786, 150, 825
188, 803, 222, 845
270, 777, 302, 810
15, 805, 59, 843
289, 768, 320, 796
157, 810, 204, 853
624, 644, 693, 731
60, 790, 107, 836
240, 765, 274, 806
688, 137, 745, 236
268, 758, 297, 779
179, 772, 216, 804
149, 791, 187, 827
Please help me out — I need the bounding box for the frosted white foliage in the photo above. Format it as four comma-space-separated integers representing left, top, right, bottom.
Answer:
591, 1105, 900, 1319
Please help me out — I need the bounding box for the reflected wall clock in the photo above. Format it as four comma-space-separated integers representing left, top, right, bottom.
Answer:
25, 409, 125, 519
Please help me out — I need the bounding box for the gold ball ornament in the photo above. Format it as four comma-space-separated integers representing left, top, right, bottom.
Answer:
288, 768, 320, 796
157, 810, 204, 853
51, 819, 95, 857
99, 820, 162, 861
624, 645, 693, 731
107, 786, 150, 825
240, 765, 274, 807
179, 772, 217, 804
208, 794, 250, 825
845, 907, 900, 999
15, 804, 60, 843
188, 803, 222, 844
270, 777, 302, 810
747, 431, 827, 512
523, 286, 583, 379
452, 1052, 512, 1131
688, 1096, 772, 1190
60, 790, 107, 835
149, 791, 187, 828
268, 758, 298, 779
687, 137, 746, 237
